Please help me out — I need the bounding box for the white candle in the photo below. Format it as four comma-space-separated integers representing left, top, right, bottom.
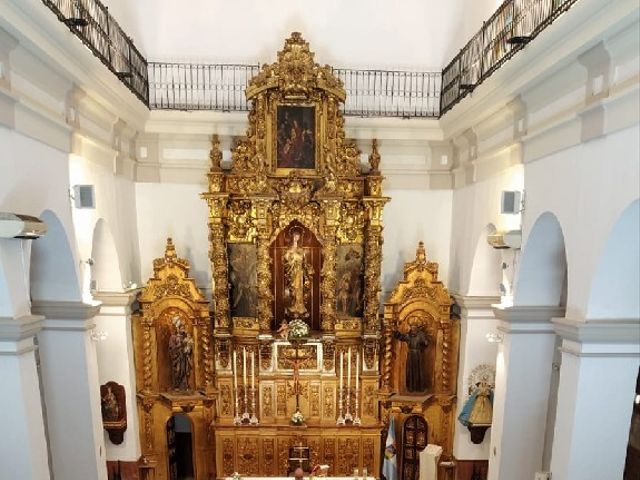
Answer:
243, 347, 247, 388
251, 350, 255, 392
347, 347, 352, 394
339, 351, 344, 400
355, 351, 360, 393
232, 350, 238, 391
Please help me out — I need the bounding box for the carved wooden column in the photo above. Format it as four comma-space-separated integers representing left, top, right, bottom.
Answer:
319, 197, 341, 332
363, 198, 388, 334
254, 195, 275, 333
202, 135, 231, 332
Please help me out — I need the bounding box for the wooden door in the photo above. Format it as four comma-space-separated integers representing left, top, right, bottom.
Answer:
401, 415, 428, 480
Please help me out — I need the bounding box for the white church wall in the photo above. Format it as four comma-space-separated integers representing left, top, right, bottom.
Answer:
135, 182, 211, 293
521, 123, 640, 320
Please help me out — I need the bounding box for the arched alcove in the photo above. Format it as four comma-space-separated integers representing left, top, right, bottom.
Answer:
91, 219, 123, 292
468, 224, 503, 296
514, 212, 567, 306
30, 210, 82, 302
587, 199, 640, 319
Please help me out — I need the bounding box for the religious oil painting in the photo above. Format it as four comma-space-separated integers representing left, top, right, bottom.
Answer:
228, 243, 258, 318
276, 105, 316, 169
335, 245, 364, 317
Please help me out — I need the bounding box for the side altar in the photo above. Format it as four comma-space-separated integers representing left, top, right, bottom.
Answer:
201, 32, 388, 478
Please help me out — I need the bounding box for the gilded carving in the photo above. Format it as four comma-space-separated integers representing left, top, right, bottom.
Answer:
262, 385, 274, 417
323, 386, 335, 419
363, 385, 375, 418
323, 340, 335, 371
238, 438, 260, 475
363, 438, 375, 473
337, 438, 360, 475
363, 338, 377, 370
263, 438, 275, 474
323, 438, 335, 472
276, 384, 287, 416
277, 345, 317, 370
260, 341, 273, 370
220, 384, 232, 416
310, 384, 320, 417
223, 438, 235, 476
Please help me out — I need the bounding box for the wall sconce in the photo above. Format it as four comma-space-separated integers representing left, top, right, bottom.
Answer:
486, 332, 504, 344
91, 330, 109, 342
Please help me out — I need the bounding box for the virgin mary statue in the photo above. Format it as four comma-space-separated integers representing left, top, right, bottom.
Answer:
283, 230, 312, 319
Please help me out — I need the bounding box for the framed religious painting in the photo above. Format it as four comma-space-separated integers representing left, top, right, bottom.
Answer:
275, 104, 317, 174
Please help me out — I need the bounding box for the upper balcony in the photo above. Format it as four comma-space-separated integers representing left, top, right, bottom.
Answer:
42, 0, 584, 118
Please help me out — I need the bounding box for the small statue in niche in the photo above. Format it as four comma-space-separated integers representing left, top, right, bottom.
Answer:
101, 386, 120, 421
394, 318, 429, 393
458, 379, 494, 426
168, 316, 194, 391
283, 229, 313, 319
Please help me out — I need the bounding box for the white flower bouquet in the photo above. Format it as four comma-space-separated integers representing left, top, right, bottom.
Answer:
287, 318, 310, 341
291, 409, 305, 426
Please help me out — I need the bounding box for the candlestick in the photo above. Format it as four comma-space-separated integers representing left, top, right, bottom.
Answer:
345, 347, 353, 422
250, 350, 259, 424
336, 350, 345, 425
233, 350, 241, 425
353, 351, 361, 425
242, 347, 249, 421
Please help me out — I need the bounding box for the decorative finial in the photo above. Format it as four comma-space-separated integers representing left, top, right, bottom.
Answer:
368, 139, 381, 174
209, 134, 223, 171
165, 237, 177, 260
416, 241, 427, 264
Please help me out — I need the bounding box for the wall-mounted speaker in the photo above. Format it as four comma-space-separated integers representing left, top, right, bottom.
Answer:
501, 190, 522, 214
72, 185, 96, 209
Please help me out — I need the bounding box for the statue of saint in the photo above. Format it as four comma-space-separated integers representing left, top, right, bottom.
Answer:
394, 322, 429, 393
101, 386, 119, 421
283, 230, 312, 319
168, 316, 194, 391
458, 380, 494, 426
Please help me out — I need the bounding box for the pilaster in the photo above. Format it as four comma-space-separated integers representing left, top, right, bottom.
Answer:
452, 295, 500, 460
549, 317, 640, 480
93, 290, 142, 463
488, 304, 564, 480
0, 314, 51, 480
32, 300, 108, 480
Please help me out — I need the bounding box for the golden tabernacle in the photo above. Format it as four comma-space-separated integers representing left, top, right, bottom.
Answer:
133, 33, 459, 480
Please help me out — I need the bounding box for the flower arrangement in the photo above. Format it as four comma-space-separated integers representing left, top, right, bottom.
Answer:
287, 318, 310, 341
291, 409, 305, 426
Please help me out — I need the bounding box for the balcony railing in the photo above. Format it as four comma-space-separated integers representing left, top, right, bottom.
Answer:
440, 0, 581, 114
42, 0, 149, 105
148, 62, 441, 118
41, 0, 582, 117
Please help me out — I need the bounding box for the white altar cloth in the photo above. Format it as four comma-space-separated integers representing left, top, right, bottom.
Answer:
419, 444, 443, 480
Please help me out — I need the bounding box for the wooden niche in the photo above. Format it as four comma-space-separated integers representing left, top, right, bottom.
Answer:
381, 242, 459, 480
133, 238, 215, 480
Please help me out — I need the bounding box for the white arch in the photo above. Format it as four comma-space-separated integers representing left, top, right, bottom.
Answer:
91, 219, 124, 292
587, 199, 640, 319
30, 210, 82, 302
514, 212, 567, 306
468, 223, 503, 296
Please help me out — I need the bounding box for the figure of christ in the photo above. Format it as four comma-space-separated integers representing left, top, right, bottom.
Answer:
394, 322, 429, 393
229, 247, 257, 316
283, 231, 313, 319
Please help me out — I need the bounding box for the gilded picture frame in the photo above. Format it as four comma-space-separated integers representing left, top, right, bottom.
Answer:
273, 103, 320, 175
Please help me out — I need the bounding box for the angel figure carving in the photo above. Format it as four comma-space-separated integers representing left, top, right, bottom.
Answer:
283, 230, 313, 319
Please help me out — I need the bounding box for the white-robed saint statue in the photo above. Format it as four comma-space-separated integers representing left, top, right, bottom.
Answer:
283, 230, 313, 319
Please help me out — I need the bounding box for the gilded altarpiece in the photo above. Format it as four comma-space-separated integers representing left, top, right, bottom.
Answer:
201, 33, 388, 477
381, 243, 459, 480
133, 239, 216, 480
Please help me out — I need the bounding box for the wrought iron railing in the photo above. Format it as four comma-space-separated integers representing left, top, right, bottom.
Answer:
41, 0, 582, 117
441, 0, 581, 114
42, 0, 149, 105
148, 62, 442, 118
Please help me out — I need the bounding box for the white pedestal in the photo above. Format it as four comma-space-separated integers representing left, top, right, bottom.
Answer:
34, 301, 108, 480
420, 444, 443, 480
487, 305, 563, 480
0, 315, 51, 480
